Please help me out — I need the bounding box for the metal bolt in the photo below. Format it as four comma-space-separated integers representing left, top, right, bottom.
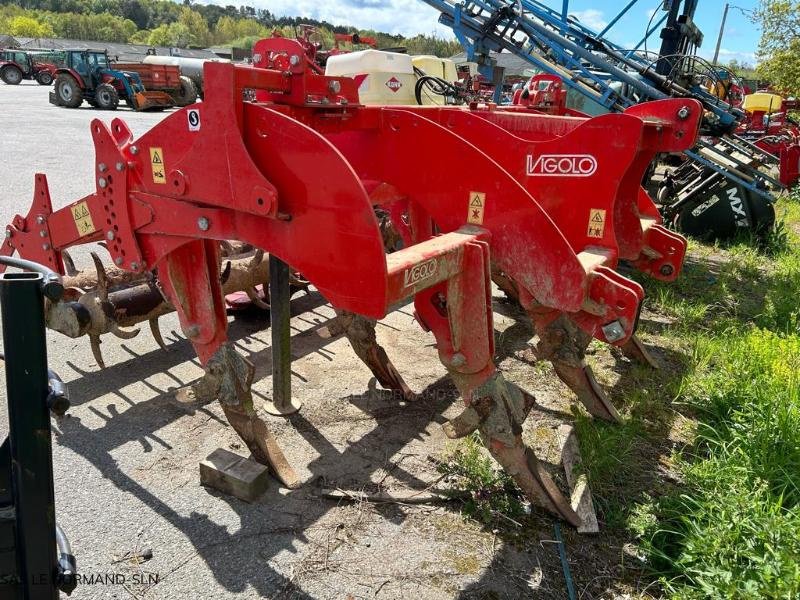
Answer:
114, 257, 124, 266
130, 262, 140, 271
130, 145, 139, 155
98, 177, 107, 189
450, 353, 467, 368
98, 163, 107, 173
36, 216, 45, 225
106, 230, 115, 241
115, 162, 125, 172
4, 229, 11, 239
197, 217, 210, 231
39, 230, 47, 238
328, 80, 341, 94
41, 243, 50, 251
601, 320, 626, 343
677, 106, 690, 120
289, 54, 300, 66
660, 264, 674, 277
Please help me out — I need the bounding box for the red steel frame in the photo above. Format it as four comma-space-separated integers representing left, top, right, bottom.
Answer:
1, 39, 701, 525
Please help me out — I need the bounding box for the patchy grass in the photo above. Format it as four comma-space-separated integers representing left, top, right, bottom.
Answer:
625, 194, 800, 598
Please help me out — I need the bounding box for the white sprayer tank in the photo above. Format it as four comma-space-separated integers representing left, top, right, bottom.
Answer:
325, 50, 416, 105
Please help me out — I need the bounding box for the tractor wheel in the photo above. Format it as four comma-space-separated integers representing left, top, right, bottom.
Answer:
174, 75, 198, 106
55, 75, 83, 108
36, 71, 53, 86
1, 65, 23, 85
94, 83, 119, 110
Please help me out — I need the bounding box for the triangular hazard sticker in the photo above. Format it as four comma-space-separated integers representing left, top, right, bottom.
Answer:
151, 152, 163, 164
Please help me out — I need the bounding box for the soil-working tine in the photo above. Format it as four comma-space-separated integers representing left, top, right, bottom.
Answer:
109, 323, 140, 340
466, 374, 581, 526
62, 250, 78, 277
621, 335, 660, 369
89, 334, 105, 369
533, 313, 622, 423
336, 310, 416, 401
552, 361, 622, 423
90, 252, 110, 302
246, 287, 271, 310
220, 261, 232, 285
149, 318, 168, 351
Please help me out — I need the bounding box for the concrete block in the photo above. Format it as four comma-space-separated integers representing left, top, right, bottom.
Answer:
200, 448, 270, 503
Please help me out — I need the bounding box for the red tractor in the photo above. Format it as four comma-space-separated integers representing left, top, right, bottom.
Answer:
0, 49, 58, 86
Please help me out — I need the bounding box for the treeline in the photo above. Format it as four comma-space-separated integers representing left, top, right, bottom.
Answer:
0, 0, 461, 56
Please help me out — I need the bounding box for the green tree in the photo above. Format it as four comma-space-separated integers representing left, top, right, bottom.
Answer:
7, 14, 54, 37
178, 6, 210, 47
755, 0, 800, 93
148, 22, 193, 47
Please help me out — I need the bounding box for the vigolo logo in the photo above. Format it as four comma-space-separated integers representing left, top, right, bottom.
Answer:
526, 154, 598, 177
404, 259, 438, 288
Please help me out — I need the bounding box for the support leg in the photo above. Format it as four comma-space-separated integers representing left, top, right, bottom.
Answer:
263, 255, 301, 416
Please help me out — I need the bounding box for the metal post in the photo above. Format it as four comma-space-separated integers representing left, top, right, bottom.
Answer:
713, 3, 730, 65
263, 255, 301, 416
0, 271, 58, 600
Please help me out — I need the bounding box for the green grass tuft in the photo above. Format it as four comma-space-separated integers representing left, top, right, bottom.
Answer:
633, 329, 800, 598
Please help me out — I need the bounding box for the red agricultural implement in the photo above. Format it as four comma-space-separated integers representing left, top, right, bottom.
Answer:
1, 38, 699, 526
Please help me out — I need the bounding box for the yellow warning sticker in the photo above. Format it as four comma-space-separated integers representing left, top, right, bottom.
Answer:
468, 191, 486, 225
70, 201, 96, 237
150, 147, 166, 184
587, 208, 606, 238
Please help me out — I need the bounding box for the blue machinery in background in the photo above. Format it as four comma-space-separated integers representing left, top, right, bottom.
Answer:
422, 0, 782, 238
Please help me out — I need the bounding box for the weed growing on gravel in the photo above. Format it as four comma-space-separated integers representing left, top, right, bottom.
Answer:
437, 434, 526, 527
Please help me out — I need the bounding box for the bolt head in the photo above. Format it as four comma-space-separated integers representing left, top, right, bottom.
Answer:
36, 216, 45, 225
98, 163, 107, 173
601, 320, 626, 343
660, 264, 674, 277
197, 217, 210, 231
677, 106, 690, 120
114, 257, 124, 266
39, 230, 47, 238
130, 262, 140, 271
450, 353, 467, 368
289, 54, 301, 66
98, 177, 107, 189
328, 80, 341, 94
115, 162, 125, 172
106, 230, 115, 241
41, 243, 50, 251
130, 145, 139, 155
4, 229, 11, 239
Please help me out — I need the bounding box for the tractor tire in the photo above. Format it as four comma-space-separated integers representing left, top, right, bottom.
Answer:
94, 83, 119, 110
36, 71, 53, 86
174, 75, 198, 106
1, 65, 23, 85
55, 75, 83, 108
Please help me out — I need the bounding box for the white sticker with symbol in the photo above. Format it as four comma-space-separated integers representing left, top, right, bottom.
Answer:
187, 108, 201, 132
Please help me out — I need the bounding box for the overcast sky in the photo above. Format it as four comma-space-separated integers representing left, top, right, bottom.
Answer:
202, 1, 761, 66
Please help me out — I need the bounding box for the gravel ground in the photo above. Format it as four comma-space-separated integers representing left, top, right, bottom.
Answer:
0, 81, 651, 600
